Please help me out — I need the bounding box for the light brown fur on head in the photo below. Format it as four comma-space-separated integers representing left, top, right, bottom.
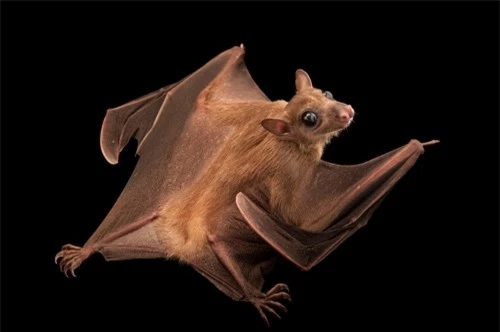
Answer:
262, 69, 355, 160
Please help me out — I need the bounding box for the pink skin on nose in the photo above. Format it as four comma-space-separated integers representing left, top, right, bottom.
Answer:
336, 105, 355, 122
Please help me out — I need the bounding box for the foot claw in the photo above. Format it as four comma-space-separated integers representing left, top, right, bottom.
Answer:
255, 306, 270, 328
54, 244, 92, 278
266, 283, 289, 295
251, 283, 292, 327
261, 303, 280, 320
267, 292, 292, 302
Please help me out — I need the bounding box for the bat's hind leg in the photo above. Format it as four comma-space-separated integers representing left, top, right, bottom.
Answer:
55, 244, 94, 277
207, 233, 291, 327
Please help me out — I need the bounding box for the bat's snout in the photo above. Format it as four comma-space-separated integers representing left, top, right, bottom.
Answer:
335, 104, 355, 124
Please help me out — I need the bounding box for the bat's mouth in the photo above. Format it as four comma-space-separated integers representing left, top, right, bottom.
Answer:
334, 117, 353, 130
338, 117, 352, 125
320, 118, 353, 136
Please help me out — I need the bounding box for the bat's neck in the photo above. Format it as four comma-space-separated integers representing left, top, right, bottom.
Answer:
296, 140, 326, 162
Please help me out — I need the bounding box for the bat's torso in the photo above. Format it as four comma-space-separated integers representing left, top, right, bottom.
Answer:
154, 100, 314, 263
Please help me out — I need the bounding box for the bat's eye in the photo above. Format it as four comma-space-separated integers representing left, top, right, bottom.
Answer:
323, 91, 333, 100
301, 111, 318, 127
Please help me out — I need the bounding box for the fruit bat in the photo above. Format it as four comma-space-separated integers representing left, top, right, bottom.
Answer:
55, 44, 438, 327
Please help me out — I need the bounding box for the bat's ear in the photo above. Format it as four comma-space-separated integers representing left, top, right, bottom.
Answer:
261, 119, 292, 137
295, 69, 313, 92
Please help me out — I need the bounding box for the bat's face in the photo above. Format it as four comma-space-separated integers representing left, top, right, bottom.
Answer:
260, 69, 355, 149
286, 88, 355, 140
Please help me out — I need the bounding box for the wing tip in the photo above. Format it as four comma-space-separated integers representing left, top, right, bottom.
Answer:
100, 111, 120, 165
229, 44, 246, 57
103, 154, 119, 165
100, 139, 119, 165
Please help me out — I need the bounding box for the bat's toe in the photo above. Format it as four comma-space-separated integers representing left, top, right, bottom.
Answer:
250, 283, 292, 327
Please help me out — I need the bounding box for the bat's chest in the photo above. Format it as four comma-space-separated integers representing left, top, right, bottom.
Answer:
156, 145, 278, 260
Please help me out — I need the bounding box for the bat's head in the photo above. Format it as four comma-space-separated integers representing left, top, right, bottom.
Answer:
261, 69, 354, 152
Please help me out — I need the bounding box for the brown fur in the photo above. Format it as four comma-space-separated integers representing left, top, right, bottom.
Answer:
155, 70, 354, 261
55, 48, 433, 326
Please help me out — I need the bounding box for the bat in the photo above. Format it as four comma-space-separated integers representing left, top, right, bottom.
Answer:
55, 44, 438, 327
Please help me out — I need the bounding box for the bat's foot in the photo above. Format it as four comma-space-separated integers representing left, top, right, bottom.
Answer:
54, 244, 93, 277
250, 283, 292, 328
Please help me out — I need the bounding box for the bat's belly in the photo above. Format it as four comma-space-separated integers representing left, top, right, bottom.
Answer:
154, 189, 236, 263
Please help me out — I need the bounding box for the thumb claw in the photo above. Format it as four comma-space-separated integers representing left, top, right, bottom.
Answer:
422, 139, 440, 146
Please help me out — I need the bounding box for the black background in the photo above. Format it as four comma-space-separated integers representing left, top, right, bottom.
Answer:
2, 2, 498, 332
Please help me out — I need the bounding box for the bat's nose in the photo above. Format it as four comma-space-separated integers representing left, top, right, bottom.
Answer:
344, 105, 355, 118
336, 105, 355, 122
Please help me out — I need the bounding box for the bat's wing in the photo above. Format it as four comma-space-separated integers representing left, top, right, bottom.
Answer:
56, 45, 270, 271
236, 139, 434, 271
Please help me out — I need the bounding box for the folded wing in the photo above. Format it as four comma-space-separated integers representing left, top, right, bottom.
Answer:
237, 140, 427, 271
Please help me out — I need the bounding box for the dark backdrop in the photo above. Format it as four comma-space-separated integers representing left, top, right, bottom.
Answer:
2, 2, 498, 332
